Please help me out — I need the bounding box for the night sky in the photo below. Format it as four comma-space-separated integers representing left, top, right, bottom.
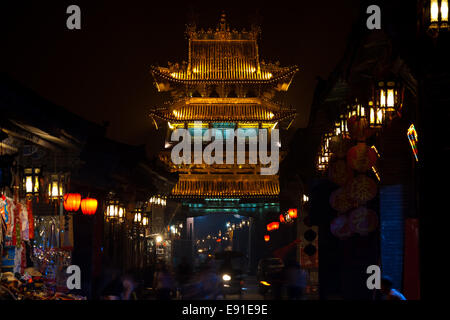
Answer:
2, 0, 360, 149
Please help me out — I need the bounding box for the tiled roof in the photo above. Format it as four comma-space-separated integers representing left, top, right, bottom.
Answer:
171, 174, 279, 198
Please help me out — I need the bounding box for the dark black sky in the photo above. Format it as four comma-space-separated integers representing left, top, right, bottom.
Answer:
2, 0, 360, 147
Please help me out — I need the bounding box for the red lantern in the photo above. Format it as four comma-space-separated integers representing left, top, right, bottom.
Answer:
288, 208, 298, 219
216, 238, 222, 243
267, 222, 279, 231
264, 235, 270, 242
63, 193, 81, 212
279, 214, 285, 223
81, 198, 98, 215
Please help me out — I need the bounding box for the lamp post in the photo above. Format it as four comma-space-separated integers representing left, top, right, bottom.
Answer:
104, 196, 126, 267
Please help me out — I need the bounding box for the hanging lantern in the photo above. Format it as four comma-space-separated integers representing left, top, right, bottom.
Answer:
150, 195, 167, 207
334, 120, 342, 136
105, 199, 125, 222
368, 101, 384, 129
81, 198, 97, 215
279, 214, 286, 223
427, 0, 449, 35
23, 167, 41, 197
47, 173, 66, 200
376, 81, 403, 114
302, 194, 309, 203
339, 114, 349, 137
267, 222, 279, 231
63, 193, 81, 212
317, 133, 332, 172
354, 101, 366, 119
133, 207, 143, 224
288, 208, 298, 219
264, 235, 270, 242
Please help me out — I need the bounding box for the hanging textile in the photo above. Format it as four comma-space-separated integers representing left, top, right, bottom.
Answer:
27, 198, 34, 240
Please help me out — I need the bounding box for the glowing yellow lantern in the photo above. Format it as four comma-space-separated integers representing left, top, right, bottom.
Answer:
376, 81, 402, 113
429, 0, 449, 31
133, 208, 142, 224
23, 167, 40, 196
48, 173, 65, 200
105, 199, 125, 222
368, 101, 384, 129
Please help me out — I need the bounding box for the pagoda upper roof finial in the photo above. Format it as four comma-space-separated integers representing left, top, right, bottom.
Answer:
218, 10, 227, 32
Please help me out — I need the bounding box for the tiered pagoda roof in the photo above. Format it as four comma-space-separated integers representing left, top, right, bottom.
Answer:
151, 12, 298, 88
171, 174, 279, 199
149, 97, 296, 123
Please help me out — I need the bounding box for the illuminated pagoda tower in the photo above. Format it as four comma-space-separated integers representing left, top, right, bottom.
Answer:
150, 13, 298, 219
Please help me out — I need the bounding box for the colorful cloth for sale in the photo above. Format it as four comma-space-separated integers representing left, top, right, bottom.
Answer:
21, 203, 29, 241
5, 197, 14, 243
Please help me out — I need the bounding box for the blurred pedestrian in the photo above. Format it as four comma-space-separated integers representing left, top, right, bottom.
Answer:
284, 260, 307, 300
153, 261, 175, 300
176, 256, 192, 298
122, 273, 138, 300
199, 262, 220, 300
100, 269, 123, 300
271, 268, 284, 300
